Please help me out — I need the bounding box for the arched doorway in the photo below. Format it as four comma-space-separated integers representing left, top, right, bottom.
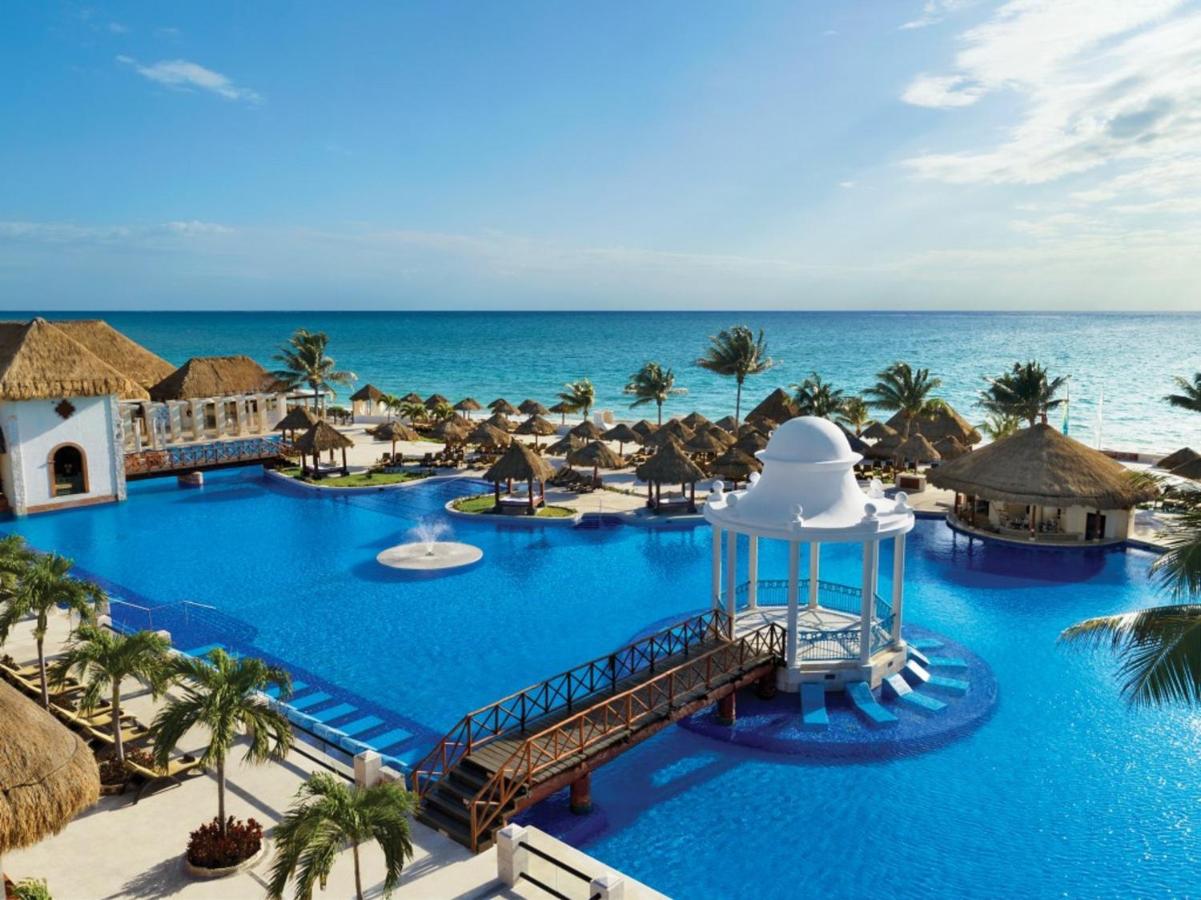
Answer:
49, 444, 87, 497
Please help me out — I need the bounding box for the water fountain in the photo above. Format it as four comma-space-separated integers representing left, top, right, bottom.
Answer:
376, 517, 483, 572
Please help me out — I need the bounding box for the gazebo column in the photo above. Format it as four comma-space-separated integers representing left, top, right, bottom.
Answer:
786, 541, 800, 668
808, 543, 820, 610
890, 533, 906, 646
746, 536, 758, 610
213, 400, 226, 436
190, 399, 205, 440
725, 530, 738, 636
710, 527, 722, 611
859, 541, 878, 667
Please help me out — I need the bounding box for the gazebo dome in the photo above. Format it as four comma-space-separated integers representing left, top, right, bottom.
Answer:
705, 416, 913, 542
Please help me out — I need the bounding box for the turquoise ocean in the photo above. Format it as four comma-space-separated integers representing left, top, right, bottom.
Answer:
27, 310, 1201, 455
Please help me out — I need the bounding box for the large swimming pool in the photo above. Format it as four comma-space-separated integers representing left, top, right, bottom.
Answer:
6, 470, 1196, 898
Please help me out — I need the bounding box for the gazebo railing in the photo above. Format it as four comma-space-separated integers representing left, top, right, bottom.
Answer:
723, 578, 893, 624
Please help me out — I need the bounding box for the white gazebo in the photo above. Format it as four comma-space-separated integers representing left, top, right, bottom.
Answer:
703, 416, 915, 691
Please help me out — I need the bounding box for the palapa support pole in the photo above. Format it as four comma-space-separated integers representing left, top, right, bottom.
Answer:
493, 480, 501, 511
341, 446, 348, 476
528, 476, 534, 514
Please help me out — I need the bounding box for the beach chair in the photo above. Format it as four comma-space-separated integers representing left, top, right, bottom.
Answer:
87, 718, 153, 750
125, 753, 204, 802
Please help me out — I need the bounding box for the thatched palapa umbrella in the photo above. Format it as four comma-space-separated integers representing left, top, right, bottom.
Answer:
570, 420, 605, 441
893, 433, 940, 468
681, 411, 711, 430
1159, 447, 1200, 470
519, 399, 549, 416
0, 680, 99, 866
468, 422, 511, 450
274, 406, 318, 443
432, 419, 468, 446
1171, 457, 1201, 481
714, 415, 739, 434
400, 392, 423, 405
549, 401, 573, 425
647, 419, 694, 448
635, 438, 706, 512
886, 404, 981, 445
863, 421, 898, 442
485, 411, 513, 432
483, 441, 555, 514
515, 414, 556, 449
706, 424, 737, 446
489, 398, 518, 416
424, 393, 449, 409
546, 434, 584, 457
711, 447, 761, 487
603, 422, 641, 457
631, 419, 658, 439
934, 435, 970, 461
455, 397, 482, 414
686, 428, 727, 457
373, 420, 419, 461
746, 388, 798, 428
568, 440, 625, 485
735, 429, 770, 455
294, 420, 354, 476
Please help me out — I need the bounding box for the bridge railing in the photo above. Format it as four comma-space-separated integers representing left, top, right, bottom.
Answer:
467, 621, 786, 849
124, 437, 293, 476
411, 609, 728, 798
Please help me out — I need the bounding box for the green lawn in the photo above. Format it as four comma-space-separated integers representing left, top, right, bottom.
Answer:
276, 466, 429, 487
452, 494, 576, 517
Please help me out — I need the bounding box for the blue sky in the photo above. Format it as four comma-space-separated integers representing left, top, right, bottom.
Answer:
2, 1, 1199, 310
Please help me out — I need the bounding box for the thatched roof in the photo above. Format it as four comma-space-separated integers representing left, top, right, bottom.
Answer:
350, 384, 385, 402
0, 318, 148, 401
546, 434, 584, 456
432, 420, 468, 443
647, 420, 694, 447
51, 319, 174, 391
1159, 447, 1200, 470
570, 420, 605, 440
274, 406, 319, 433
294, 420, 354, 453
455, 397, 482, 411
631, 419, 658, 438
150, 355, 277, 401
548, 401, 573, 415
863, 421, 897, 442
934, 435, 971, 461
483, 440, 555, 483
519, 399, 549, 416
686, 429, 727, 454
681, 411, 711, 429
424, 393, 449, 409
603, 423, 641, 444
707, 425, 736, 446
568, 440, 625, 469
747, 388, 798, 426
714, 415, 739, 433
886, 404, 981, 445
711, 447, 761, 482
894, 433, 940, 463
0, 679, 99, 853
735, 430, 770, 454
515, 414, 557, 436
468, 422, 511, 448
400, 392, 423, 404
928, 424, 1157, 509
636, 438, 706, 485
489, 398, 518, 415
485, 412, 513, 431
1171, 458, 1201, 481
373, 420, 419, 442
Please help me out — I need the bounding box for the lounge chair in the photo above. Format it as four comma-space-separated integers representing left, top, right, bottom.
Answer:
125, 753, 204, 802
87, 719, 153, 749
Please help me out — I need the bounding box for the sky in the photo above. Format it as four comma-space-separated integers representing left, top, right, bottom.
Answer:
2, 0, 1200, 311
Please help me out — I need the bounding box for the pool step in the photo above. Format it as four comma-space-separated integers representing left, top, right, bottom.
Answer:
907, 647, 931, 668
338, 715, 384, 737
882, 674, 946, 716
800, 683, 829, 731
846, 682, 897, 729
926, 675, 970, 697
311, 702, 357, 723
900, 660, 931, 688
926, 656, 968, 671
367, 727, 413, 752
289, 691, 332, 711
909, 638, 944, 652
265, 680, 306, 699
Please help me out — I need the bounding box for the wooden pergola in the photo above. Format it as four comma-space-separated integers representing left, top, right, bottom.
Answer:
635, 437, 706, 513
483, 441, 555, 514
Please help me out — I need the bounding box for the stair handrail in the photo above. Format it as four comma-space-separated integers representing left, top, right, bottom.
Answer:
411, 609, 729, 796
466, 621, 786, 849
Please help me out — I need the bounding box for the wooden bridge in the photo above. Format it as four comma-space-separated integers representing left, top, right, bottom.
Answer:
124, 438, 293, 480
412, 610, 786, 851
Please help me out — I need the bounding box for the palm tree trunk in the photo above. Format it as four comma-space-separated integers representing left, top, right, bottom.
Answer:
36, 635, 48, 708
353, 843, 363, 900
112, 684, 124, 763
734, 380, 743, 425
656, 401, 663, 426
217, 756, 227, 835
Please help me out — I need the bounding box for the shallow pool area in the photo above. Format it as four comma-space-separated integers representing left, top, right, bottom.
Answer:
5, 468, 1198, 898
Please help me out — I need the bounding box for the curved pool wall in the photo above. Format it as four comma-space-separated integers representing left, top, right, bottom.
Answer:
3, 467, 1195, 898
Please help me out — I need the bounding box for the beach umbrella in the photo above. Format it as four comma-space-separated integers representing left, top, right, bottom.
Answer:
603, 422, 641, 456
0, 680, 99, 857
863, 421, 898, 442
686, 429, 726, 457
519, 399, 549, 416
454, 397, 482, 413
885, 405, 982, 446
647, 419, 693, 448
468, 421, 511, 450
424, 393, 449, 409
446, 412, 472, 429
399, 392, 423, 405
515, 414, 557, 449
432, 419, 468, 446
635, 437, 706, 512
294, 420, 355, 476
735, 430, 769, 455
714, 415, 739, 434
489, 398, 518, 415
483, 441, 555, 514
373, 420, 419, 461
746, 388, 799, 426
568, 440, 625, 485
273, 406, 318, 443
549, 401, 573, 425
681, 411, 711, 430
631, 419, 658, 439
1171, 457, 1201, 481
706, 424, 737, 446
711, 447, 762, 487
893, 433, 941, 468
744, 414, 778, 434
546, 434, 584, 457
934, 435, 971, 461
570, 420, 605, 441
1159, 447, 1200, 470
485, 411, 513, 432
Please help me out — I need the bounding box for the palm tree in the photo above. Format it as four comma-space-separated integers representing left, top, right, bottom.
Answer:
0, 548, 101, 707
268, 772, 416, 900
379, 393, 400, 421
50, 626, 170, 763
979, 361, 1068, 427
624, 362, 687, 425
148, 649, 291, 837
792, 373, 846, 419
864, 362, 944, 439
429, 400, 455, 422
1165, 373, 1201, 413
1061, 509, 1201, 705
399, 400, 427, 425
273, 329, 357, 413
836, 397, 873, 436
695, 326, 773, 424
978, 412, 1021, 441
558, 379, 596, 422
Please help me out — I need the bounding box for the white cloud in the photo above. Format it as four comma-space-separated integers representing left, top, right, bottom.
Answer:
901, 0, 974, 30
838, 181, 856, 189
116, 56, 262, 104
901, 74, 984, 109
107, 22, 128, 34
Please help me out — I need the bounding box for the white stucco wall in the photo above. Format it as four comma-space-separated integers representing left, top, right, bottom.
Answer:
0, 395, 124, 515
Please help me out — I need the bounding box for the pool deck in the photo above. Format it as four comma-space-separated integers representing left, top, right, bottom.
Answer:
2, 612, 665, 899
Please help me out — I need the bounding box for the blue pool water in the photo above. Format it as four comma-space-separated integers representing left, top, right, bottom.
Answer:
5, 470, 1198, 897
